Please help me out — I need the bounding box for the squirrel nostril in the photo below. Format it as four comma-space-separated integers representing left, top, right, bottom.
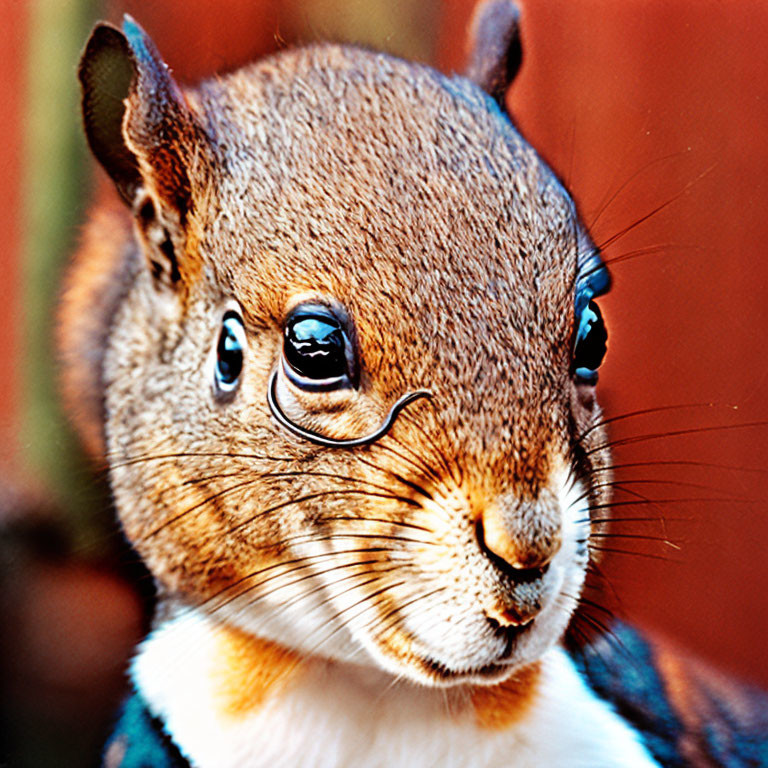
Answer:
475, 518, 551, 584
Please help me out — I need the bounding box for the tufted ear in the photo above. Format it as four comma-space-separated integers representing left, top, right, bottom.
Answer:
464, 0, 522, 106
79, 17, 207, 289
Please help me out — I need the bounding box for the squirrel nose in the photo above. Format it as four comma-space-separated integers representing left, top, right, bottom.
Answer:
476, 496, 561, 576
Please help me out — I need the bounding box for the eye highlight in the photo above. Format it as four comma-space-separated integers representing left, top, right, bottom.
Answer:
214, 311, 246, 395
573, 300, 607, 384
283, 305, 353, 390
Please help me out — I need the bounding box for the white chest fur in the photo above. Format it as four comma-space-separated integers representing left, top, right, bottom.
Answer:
132, 610, 659, 768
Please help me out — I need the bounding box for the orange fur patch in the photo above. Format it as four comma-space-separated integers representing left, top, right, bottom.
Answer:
212, 624, 302, 719
471, 661, 541, 730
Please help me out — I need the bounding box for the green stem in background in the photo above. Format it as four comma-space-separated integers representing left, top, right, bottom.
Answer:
23, 0, 104, 551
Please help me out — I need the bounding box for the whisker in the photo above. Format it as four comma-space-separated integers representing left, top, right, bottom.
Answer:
588, 545, 678, 562
595, 164, 716, 251
588, 150, 691, 230
584, 560, 625, 608
106, 449, 300, 470
589, 496, 754, 512
574, 610, 622, 649
352, 454, 435, 502
231, 559, 385, 614
573, 477, 741, 505
226, 489, 436, 537
576, 595, 616, 619
207, 546, 411, 611
176, 469, 427, 507
394, 410, 459, 485
586, 419, 768, 456
590, 458, 768, 477
142, 477, 259, 541
579, 402, 720, 442
365, 587, 448, 642
587, 532, 681, 549
369, 441, 442, 485
273, 561, 421, 617
303, 580, 410, 655
322, 514, 433, 534
582, 516, 688, 526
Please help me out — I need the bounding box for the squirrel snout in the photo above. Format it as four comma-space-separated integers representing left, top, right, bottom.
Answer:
475, 492, 562, 577
475, 495, 562, 629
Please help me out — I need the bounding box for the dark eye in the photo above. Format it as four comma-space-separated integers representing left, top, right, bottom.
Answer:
214, 311, 246, 395
573, 300, 607, 383
283, 307, 352, 389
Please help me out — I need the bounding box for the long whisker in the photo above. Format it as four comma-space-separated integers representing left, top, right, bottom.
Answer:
583, 559, 625, 609
146, 480, 429, 543
141, 477, 259, 541
394, 410, 459, 485
206, 545, 412, 611
588, 515, 685, 525
586, 458, 768, 478
352, 454, 435, 502
270, 562, 421, 617
226, 489, 436, 537
368, 441, 442, 485
578, 402, 723, 442
575, 594, 616, 620
588, 151, 692, 230
303, 579, 409, 655
589, 496, 754, 512
106, 449, 301, 470
585, 419, 768, 456
368, 587, 448, 642
262, 470, 424, 507
322, 514, 433, 534
588, 545, 679, 563
586, 532, 681, 548
595, 164, 717, 251
573, 477, 742, 506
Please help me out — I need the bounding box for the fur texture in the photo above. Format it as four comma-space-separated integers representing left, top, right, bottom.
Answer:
59, 5, 661, 766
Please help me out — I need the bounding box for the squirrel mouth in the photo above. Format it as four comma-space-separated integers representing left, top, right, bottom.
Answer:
413, 620, 530, 684
487, 617, 529, 660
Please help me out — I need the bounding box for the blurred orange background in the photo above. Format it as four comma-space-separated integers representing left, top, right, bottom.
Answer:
1, 0, 767, 765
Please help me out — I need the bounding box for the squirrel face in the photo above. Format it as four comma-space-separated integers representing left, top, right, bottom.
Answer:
67, 7, 611, 686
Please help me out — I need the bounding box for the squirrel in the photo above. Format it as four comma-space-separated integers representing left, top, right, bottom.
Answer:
58, 1, 768, 766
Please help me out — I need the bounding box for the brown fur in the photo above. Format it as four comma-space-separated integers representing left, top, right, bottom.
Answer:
63, 4, 611, 699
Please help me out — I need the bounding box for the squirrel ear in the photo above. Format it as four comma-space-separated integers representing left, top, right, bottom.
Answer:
78, 23, 140, 204
79, 17, 198, 214
79, 17, 207, 288
464, 0, 522, 106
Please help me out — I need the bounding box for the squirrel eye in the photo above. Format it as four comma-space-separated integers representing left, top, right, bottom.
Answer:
573, 300, 607, 384
283, 307, 352, 390
214, 311, 246, 395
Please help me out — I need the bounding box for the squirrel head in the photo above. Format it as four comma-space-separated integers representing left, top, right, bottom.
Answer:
63, 1, 611, 685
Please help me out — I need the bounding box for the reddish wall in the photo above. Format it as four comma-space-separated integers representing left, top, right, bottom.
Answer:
0, 1, 24, 468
